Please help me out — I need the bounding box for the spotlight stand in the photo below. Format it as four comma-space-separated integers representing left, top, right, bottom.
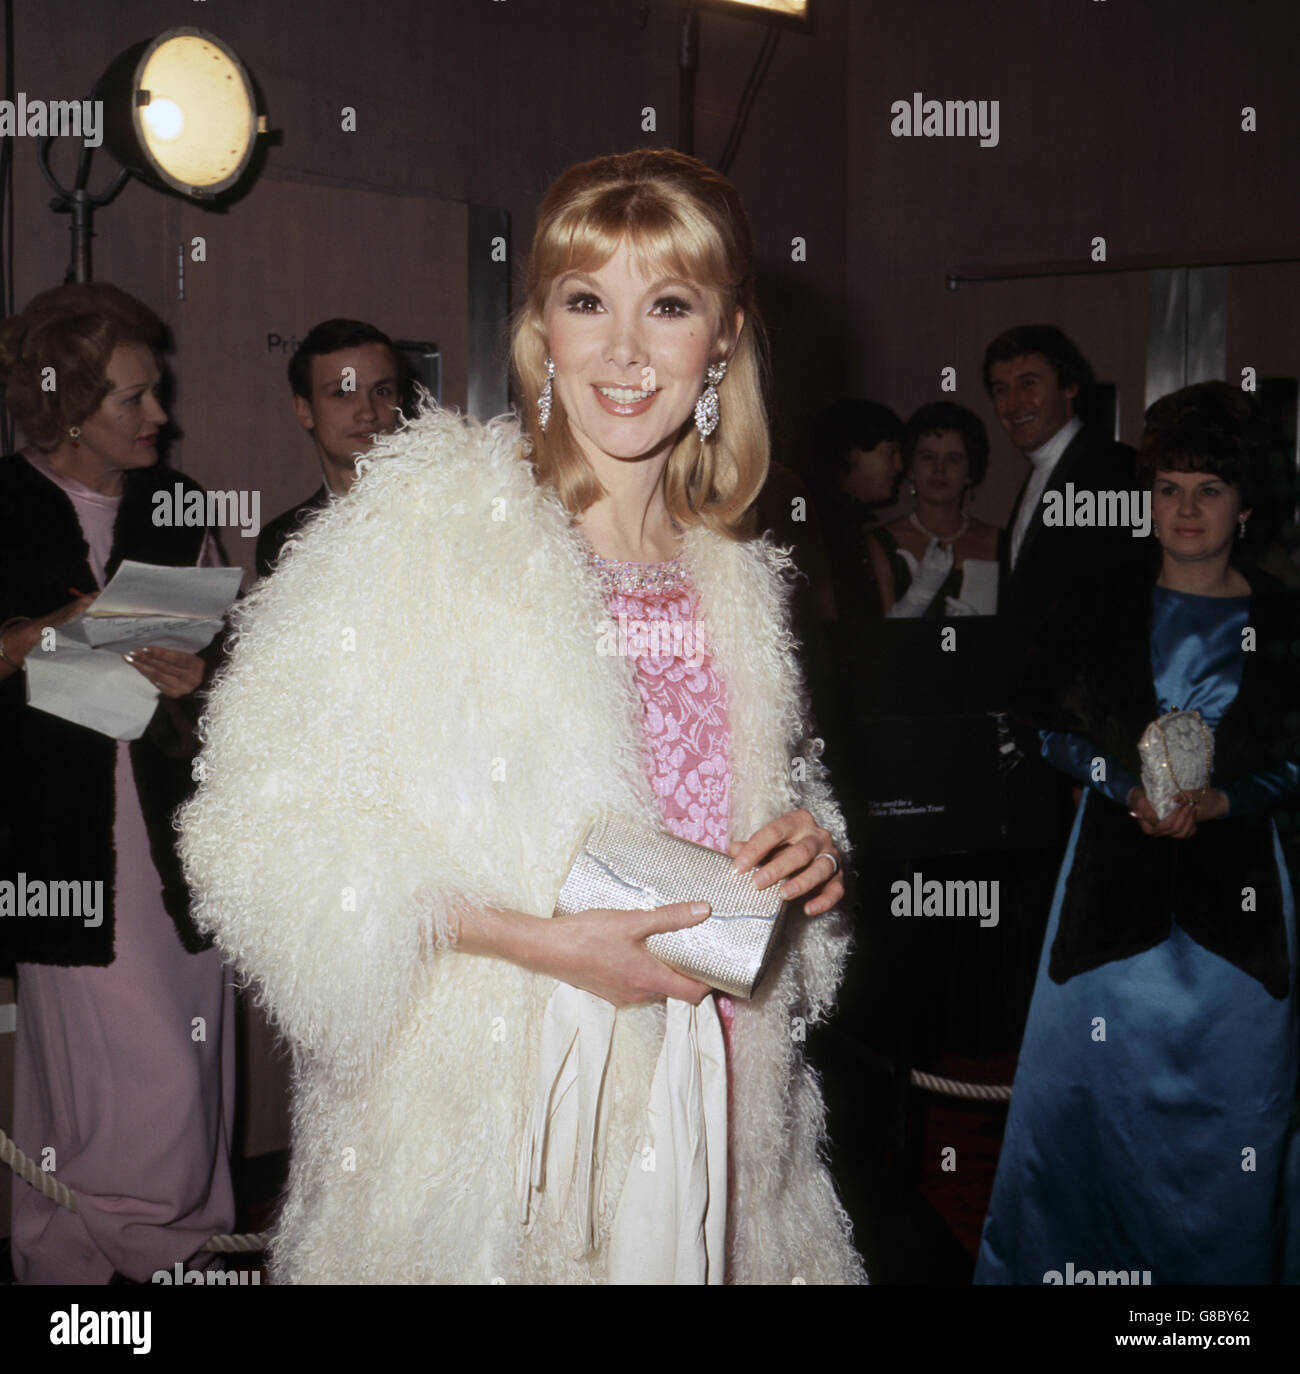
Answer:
38, 136, 130, 284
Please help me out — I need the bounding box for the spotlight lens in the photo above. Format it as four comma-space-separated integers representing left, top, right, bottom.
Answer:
135, 33, 256, 192
141, 97, 184, 141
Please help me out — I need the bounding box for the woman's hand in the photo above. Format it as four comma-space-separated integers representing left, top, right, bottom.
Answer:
728, 808, 845, 916
0, 595, 97, 681
886, 539, 954, 619
1126, 785, 1228, 838
2, 594, 96, 662
536, 902, 716, 1007
125, 645, 206, 699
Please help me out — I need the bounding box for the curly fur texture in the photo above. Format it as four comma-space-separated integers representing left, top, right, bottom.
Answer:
177, 404, 866, 1284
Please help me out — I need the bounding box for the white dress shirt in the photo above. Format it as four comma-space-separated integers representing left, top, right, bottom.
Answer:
1008, 414, 1083, 571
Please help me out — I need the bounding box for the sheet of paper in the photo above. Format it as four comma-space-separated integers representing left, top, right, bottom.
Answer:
959, 559, 999, 616
79, 614, 229, 654
24, 633, 160, 741
80, 560, 239, 650
22, 559, 241, 740
84, 559, 243, 620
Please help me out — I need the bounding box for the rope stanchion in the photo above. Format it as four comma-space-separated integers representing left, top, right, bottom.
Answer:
200, 1231, 271, 1254
821, 1025, 1014, 1102
0, 1126, 268, 1253
0, 1125, 78, 1211
908, 1068, 1012, 1103
6, 1031, 1009, 1252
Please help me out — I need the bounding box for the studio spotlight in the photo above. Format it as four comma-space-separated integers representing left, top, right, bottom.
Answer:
699, 0, 810, 25
38, 27, 267, 281
98, 27, 266, 199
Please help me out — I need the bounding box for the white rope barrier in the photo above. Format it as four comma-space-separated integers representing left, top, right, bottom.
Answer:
908, 1068, 1012, 1103
821, 1026, 1014, 1102
3, 1038, 1008, 1256
0, 1124, 78, 1212
0, 1126, 268, 1253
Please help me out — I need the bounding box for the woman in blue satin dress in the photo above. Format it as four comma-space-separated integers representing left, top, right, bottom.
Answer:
976, 382, 1300, 1285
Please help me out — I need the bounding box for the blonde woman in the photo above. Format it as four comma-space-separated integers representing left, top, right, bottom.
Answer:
179, 149, 866, 1284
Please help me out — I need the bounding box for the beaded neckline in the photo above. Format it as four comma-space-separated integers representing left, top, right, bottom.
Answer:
585, 547, 690, 597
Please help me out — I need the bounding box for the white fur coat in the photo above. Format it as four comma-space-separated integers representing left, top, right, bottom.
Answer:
178, 405, 867, 1284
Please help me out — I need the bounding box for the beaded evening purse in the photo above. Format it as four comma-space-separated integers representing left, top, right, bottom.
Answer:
553, 814, 788, 999
1138, 709, 1215, 820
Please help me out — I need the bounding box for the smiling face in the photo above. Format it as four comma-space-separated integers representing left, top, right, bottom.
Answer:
1152, 468, 1249, 566
988, 352, 1077, 453
543, 237, 739, 469
74, 342, 167, 477
909, 429, 970, 507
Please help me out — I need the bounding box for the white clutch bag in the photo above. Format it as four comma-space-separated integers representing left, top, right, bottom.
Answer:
1137, 709, 1215, 820
553, 814, 788, 999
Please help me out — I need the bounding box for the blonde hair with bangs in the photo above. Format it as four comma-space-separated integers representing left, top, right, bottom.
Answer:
510, 148, 769, 541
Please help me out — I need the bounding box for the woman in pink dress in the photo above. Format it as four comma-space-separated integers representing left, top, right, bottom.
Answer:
0, 283, 235, 1283
589, 549, 742, 1188
469, 149, 856, 1277
179, 149, 864, 1283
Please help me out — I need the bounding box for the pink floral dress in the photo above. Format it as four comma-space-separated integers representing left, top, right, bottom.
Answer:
586, 548, 738, 1068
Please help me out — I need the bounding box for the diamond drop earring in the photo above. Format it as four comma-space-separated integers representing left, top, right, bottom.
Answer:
694, 361, 727, 440
537, 356, 555, 434
68, 426, 81, 449
1238, 515, 1248, 539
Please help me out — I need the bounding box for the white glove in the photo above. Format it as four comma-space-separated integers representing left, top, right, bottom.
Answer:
887, 539, 953, 618
943, 596, 978, 616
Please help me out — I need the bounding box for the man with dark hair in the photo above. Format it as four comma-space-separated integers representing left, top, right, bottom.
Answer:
806, 399, 905, 621
972, 328, 1139, 1061
810, 399, 905, 499
984, 324, 1135, 641
255, 318, 404, 578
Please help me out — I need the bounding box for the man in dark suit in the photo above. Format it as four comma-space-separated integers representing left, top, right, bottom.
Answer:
255, 318, 405, 578
975, 327, 1139, 1052
985, 324, 1137, 643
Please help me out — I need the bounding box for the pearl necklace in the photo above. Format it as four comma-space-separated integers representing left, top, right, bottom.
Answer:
909, 509, 968, 544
